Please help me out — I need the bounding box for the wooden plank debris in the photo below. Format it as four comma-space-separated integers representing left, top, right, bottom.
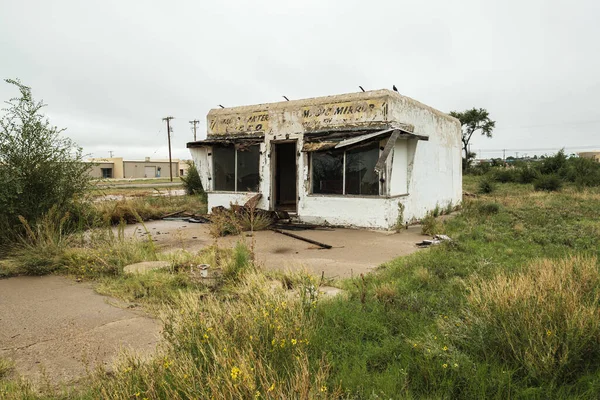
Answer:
374, 130, 400, 174
270, 228, 332, 249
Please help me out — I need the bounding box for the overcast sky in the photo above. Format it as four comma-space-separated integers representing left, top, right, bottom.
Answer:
1, 0, 599, 160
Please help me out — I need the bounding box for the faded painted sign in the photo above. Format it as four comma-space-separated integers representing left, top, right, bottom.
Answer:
208, 98, 388, 136
299, 99, 388, 131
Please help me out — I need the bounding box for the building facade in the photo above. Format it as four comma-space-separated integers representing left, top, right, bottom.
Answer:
87, 157, 180, 179
578, 151, 600, 162
187, 89, 462, 229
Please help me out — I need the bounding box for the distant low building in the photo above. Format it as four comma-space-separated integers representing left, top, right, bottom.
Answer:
179, 160, 191, 177
578, 151, 600, 162
87, 157, 181, 179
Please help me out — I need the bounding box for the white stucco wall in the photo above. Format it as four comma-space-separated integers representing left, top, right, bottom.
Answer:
189, 89, 461, 229
298, 195, 406, 229
386, 95, 462, 221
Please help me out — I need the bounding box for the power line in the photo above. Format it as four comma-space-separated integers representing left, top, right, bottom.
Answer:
494, 119, 600, 131
478, 144, 600, 152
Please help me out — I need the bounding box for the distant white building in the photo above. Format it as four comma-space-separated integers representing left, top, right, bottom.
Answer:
187, 89, 462, 229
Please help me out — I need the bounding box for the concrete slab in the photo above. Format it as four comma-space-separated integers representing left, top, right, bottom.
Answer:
123, 260, 170, 274
0, 276, 160, 384
122, 220, 425, 278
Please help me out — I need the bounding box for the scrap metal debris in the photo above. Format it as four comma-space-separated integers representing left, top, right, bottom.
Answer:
416, 234, 452, 248
270, 228, 332, 249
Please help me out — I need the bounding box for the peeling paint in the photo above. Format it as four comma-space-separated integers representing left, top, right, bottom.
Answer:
189, 89, 461, 230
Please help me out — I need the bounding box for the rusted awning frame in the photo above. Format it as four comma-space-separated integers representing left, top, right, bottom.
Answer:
187, 134, 264, 148
301, 125, 428, 174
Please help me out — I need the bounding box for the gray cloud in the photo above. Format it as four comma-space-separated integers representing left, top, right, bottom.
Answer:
1, 0, 598, 160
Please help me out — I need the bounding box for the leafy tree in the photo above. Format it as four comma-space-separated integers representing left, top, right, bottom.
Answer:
0, 79, 92, 242
449, 108, 495, 169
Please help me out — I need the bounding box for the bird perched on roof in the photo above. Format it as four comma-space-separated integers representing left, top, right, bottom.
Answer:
393, 85, 398, 92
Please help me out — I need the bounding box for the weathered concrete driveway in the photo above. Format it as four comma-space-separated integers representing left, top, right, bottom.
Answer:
126, 220, 425, 278
0, 276, 160, 384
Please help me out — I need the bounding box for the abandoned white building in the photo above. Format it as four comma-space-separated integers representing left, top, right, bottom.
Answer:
187, 89, 462, 229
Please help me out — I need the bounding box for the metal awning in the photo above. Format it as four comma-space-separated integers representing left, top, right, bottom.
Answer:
187, 135, 264, 148
302, 126, 427, 152
301, 126, 428, 173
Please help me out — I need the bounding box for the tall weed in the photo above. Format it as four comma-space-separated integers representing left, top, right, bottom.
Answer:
446, 256, 600, 383
91, 272, 336, 399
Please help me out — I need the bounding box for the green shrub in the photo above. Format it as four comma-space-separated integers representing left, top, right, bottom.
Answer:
565, 157, 600, 187
493, 168, 518, 183
180, 161, 207, 200
0, 79, 92, 249
478, 178, 496, 194
467, 162, 491, 176
517, 165, 539, 184
478, 202, 501, 215
533, 174, 563, 191
540, 149, 568, 175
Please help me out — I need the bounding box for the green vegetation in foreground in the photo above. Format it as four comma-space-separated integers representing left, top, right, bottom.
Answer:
3, 177, 600, 399
308, 177, 600, 398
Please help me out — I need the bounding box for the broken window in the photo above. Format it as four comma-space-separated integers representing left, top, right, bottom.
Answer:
213, 146, 236, 191
312, 150, 343, 194
345, 143, 379, 195
311, 143, 380, 196
213, 144, 260, 192
237, 145, 260, 192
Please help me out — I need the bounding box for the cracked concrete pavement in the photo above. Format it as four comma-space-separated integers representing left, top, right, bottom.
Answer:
126, 220, 425, 278
0, 275, 160, 384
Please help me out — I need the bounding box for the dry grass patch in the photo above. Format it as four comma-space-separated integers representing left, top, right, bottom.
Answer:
91, 271, 337, 399
447, 256, 600, 383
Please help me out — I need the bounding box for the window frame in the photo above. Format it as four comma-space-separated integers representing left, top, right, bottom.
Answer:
212, 144, 260, 193
310, 141, 382, 197
101, 168, 113, 179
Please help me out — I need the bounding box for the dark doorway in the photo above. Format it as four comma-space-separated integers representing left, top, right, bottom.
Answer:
273, 142, 297, 212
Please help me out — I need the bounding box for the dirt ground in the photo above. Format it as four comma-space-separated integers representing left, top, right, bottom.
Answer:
0, 276, 160, 385
0, 222, 425, 386
127, 220, 426, 278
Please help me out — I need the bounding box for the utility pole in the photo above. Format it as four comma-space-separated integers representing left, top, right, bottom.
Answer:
503, 149, 506, 160
162, 116, 174, 182
189, 119, 200, 141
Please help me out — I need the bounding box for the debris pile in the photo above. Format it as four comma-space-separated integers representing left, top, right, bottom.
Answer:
416, 234, 452, 248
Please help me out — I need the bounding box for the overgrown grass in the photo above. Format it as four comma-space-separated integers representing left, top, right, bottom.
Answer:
0, 358, 13, 379
307, 178, 600, 398
87, 271, 336, 399
90, 195, 206, 225
446, 256, 600, 384
4, 178, 600, 398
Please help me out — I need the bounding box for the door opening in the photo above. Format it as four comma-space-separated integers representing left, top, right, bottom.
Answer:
273, 142, 297, 212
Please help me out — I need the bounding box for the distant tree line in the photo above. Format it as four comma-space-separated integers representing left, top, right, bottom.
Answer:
472, 150, 600, 193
